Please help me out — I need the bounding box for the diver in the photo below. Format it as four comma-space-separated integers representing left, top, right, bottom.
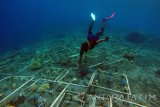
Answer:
79, 12, 115, 68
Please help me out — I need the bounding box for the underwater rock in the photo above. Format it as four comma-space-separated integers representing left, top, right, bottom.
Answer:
122, 53, 135, 62
30, 57, 42, 71
126, 31, 146, 43
7, 95, 26, 107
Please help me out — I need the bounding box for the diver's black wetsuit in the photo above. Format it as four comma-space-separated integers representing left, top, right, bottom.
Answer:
79, 20, 107, 67
80, 21, 105, 56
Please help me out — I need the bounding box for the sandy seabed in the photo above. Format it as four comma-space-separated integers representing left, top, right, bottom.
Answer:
0, 29, 160, 107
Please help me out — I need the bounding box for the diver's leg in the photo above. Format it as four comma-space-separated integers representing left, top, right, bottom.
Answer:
88, 21, 94, 35
100, 20, 106, 35
98, 12, 115, 36
101, 21, 106, 34
96, 20, 106, 37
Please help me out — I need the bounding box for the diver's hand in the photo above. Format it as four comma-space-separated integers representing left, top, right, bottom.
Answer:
105, 36, 110, 41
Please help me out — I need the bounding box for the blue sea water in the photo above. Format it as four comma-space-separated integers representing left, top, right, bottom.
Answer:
0, 0, 160, 52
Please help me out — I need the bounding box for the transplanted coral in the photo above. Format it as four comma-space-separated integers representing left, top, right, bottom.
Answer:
30, 84, 38, 92
11, 83, 16, 89
37, 83, 50, 93
0, 91, 3, 97
122, 53, 135, 62
30, 56, 42, 71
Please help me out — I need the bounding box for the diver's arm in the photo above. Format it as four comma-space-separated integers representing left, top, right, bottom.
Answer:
96, 39, 106, 43
96, 36, 110, 43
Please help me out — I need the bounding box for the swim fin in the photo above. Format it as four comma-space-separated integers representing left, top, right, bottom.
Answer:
91, 13, 96, 21
103, 12, 115, 21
